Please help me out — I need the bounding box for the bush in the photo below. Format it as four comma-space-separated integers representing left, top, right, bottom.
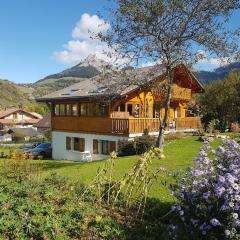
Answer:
118, 140, 136, 156
118, 135, 156, 156
135, 135, 156, 154
171, 139, 240, 239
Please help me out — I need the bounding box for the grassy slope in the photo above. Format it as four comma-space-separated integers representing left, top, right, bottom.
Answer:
0, 79, 32, 107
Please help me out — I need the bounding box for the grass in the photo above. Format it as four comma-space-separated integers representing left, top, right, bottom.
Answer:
1, 136, 209, 203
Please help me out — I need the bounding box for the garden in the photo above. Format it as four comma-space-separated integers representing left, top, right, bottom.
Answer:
0, 134, 239, 239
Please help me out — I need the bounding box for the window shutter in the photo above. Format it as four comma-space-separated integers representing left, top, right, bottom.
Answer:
93, 139, 98, 154
66, 137, 71, 150
109, 141, 116, 153
79, 138, 85, 152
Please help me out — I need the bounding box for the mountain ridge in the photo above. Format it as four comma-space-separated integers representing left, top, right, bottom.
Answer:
1, 55, 240, 108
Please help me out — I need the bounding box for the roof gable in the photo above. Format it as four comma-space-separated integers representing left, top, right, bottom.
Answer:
0, 108, 43, 119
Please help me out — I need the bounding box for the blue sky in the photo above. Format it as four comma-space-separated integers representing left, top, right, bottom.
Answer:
0, 1, 239, 84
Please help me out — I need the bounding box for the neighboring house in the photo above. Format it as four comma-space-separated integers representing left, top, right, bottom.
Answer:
0, 108, 42, 128
10, 127, 44, 142
34, 114, 51, 133
37, 65, 204, 161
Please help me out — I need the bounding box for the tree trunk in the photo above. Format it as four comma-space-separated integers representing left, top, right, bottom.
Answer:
156, 66, 174, 150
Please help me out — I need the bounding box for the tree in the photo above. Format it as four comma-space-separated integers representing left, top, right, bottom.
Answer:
199, 71, 240, 131
98, 0, 240, 149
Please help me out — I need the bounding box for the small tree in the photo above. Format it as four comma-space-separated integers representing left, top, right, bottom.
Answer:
199, 71, 240, 131
98, 0, 240, 149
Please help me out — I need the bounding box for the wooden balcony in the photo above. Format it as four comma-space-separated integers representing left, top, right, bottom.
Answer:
52, 116, 202, 135
153, 84, 192, 101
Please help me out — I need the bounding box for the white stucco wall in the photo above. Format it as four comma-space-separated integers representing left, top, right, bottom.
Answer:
52, 131, 128, 161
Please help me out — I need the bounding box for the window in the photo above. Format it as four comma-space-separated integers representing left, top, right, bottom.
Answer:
54, 104, 60, 116
87, 103, 94, 116
66, 137, 71, 150
59, 104, 65, 116
13, 113, 18, 119
120, 104, 125, 112
101, 105, 108, 117
101, 140, 109, 155
94, 104, 101, 117
74, 138, 80, 151
72, 104, 78, 116
73, 137, 85, 152
66, 104, 71, 116
127, 104, 133, 115
101, 140, 116, 155
154, 104, 160, 118
133, 104, 140, 118
80, 103, 87, 116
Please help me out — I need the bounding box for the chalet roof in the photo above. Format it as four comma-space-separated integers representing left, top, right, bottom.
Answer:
0, 108, 20, 119
37, 64, 204, 102
0, 108, 43, 120
34, 114, 51, 128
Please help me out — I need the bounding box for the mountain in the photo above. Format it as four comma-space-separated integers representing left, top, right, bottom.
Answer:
0, 79, 34, 107
33, 54, 114, 97
35, 54, 113, 85
193, 62, 240, 85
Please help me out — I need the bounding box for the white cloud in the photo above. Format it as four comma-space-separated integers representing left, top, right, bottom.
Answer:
196, 50, 230, 68
53, 13, 127, 66
72, 13, 110, 40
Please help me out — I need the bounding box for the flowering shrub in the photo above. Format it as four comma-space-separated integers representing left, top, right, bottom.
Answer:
171, 139, 240, 239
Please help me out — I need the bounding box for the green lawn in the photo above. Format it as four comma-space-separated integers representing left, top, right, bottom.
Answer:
0, 136, 221, 202
40, 136, 206, 202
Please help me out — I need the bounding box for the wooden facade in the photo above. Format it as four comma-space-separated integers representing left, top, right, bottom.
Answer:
48, 66, 203, 136
52, 116, 201, 135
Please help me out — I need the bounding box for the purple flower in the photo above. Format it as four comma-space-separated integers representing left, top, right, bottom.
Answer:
203, 191, 210, 199
215, 186, 225, 197
171, 140, 240, 239
225, 173, 235, 184
192, 169, 203, 178
210, 218, 221, 226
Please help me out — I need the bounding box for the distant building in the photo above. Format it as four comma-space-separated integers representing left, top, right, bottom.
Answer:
34, 114, 51, 133
0, 108, 43, 142
0, 108, 42, 129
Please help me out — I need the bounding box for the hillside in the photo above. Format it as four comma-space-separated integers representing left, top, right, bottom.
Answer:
0, 79, 34, 107
32, 54, 114, 97
193, 62, 240, 84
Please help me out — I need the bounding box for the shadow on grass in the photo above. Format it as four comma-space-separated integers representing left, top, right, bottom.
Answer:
41, 158, 107, 171
125, 198, 173, 240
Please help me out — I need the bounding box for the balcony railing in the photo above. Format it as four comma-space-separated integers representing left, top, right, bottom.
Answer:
152, 84, 192, 101
52, 116, 202, 135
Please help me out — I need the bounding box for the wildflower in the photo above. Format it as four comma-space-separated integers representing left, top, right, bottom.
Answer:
232, 213, 238, 219
171, 140, 240, 239
192, 169, 202, 178
210, 218, 221, 226
215, 186, 225, 197
224, 229, 231, 237
203, 191, 210, 199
